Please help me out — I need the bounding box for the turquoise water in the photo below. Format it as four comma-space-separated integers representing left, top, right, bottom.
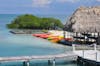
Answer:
0, 14, 79, 66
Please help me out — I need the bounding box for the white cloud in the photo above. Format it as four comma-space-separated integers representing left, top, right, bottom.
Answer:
32, 0, 52, 7
57, 0, 80, 3
96, 0, 100, 2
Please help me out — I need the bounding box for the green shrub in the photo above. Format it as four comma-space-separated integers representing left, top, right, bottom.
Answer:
7, 14, 64, 29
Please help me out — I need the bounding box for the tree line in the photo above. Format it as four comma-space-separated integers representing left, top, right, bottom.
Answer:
7, 14, 64, 30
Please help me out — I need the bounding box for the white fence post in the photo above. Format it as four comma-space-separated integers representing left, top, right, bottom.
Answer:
96, 52, 98, 61
94, 44, 97, 51
83, 50, 84, 58
26, 60, 30, 66
72, 44, 75, 51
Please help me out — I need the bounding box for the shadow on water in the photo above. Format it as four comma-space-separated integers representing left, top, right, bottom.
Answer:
0, 60, 79, 66
2, 60, 96, 66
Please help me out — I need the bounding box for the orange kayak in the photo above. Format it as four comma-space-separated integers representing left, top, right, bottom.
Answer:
50, 39, 60, 43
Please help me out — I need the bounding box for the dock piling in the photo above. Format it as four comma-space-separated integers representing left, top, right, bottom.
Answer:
26, 61, 30, 66
48, 59, 51, 64
23, 61, 26, 66
23, 60, 30, 66
53, 59, 56, 66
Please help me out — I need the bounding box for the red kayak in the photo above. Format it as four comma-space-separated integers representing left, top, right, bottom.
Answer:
39, 35, 49, 39
32, 34, 42, 37
33, 33, 50, 37
64, 38, 73, 41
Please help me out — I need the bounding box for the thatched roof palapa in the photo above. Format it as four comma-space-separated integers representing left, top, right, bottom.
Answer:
65, 6, 100, 33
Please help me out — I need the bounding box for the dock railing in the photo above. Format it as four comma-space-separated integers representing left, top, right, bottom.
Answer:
72, 44, 100, 62
72, 43, 100, 50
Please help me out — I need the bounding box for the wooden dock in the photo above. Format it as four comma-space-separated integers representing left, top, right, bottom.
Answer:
0, 51, 77, 62
0, 51, 77, 66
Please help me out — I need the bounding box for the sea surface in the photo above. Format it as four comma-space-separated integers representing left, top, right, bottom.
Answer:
0, 14, 79, 66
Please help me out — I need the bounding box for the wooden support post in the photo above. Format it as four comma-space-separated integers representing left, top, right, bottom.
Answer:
98, 32, 99, 37
84, 32, 87, 44
63, 31, 66, 39
23, 61, 26, 66
48, 60, 51, 64
76, 32, 77, 37
94, 32, 96, 37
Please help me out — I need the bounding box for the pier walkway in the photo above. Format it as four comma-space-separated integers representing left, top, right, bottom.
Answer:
0, 51, 77, 66
0, 51, 77, 62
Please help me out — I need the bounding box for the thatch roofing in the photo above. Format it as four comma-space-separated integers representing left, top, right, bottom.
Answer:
65, 6, 100, 32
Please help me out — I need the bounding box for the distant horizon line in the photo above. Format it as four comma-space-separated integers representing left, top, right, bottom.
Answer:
0, 13, 70, 15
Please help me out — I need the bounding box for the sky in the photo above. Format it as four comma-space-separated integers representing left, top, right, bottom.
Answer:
0, 0, 100, 15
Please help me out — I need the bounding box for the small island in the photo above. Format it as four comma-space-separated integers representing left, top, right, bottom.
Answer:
7, 14, 63, 30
